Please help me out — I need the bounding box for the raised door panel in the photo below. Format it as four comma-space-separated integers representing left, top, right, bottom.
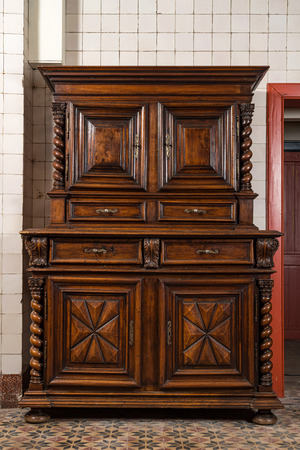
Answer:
69, 103, 147, 191
46, 277, 142, 388
159, 278, 255, 389
158, 103, 237, 191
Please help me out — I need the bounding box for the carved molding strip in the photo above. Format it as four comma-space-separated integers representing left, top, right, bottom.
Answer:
240, 103, 255, 191
257, 279, 274, 388
52, 102, 67, 190
256, 238, 279, 268
28, 277, 45, 385
143, 238, 160, 269
25, 237, 48, 267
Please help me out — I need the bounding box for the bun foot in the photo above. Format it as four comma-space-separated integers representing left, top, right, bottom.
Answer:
24, 409, 50, 423
252, 410, 277, 425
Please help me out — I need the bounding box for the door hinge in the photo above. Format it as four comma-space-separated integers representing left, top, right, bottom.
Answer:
167, 320, 172, 346
129, 320, 134, 346
44, 340, 47, 369
66, 111, 70, 140
44, 290, 47, 320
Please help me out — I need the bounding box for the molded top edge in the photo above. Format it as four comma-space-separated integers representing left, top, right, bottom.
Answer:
39, 65, 269, 93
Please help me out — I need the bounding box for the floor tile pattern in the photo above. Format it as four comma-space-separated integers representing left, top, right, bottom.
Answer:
0, 381, 299, 449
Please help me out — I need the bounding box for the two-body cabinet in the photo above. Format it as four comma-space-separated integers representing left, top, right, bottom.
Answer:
20, 67, 282, 425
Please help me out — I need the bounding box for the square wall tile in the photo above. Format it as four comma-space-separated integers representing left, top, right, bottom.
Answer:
157, 33, 174, 51
1, 334, 22, 355
287, 15, 300, 32
2, 354, 22, 374
82, 14, 101, 32
212, 51, 230, 65
139, 0, 156, 14
213, 0, 230, 14
232, 0, 249, 14
269, 0, 287, 14
175, 33, 193, 51
213, 33, 230, 51
269, 33, 287, 51
231, 52, 250, 65
138, 51, 156, 65
231, 15, 249, 32
66, 32, 82, 51
120, 52, 138, 64
231, 33, 249, 51
287, 34, 300, 51
194, 15, 212, 32
176, 0, 193, 14
139, 33, 156, 51
101, 33, 119, 51
101, 15, 119, 32
250, 33, 268, 51
101, 51, 120, 64
4, 13, 23, 34
4, 54, 24, 74
2, 295, 22, 314
102, 0, 119, 14
213, 15, 230, 32
66, 14, 83, 32
157, 51, 175, 65
288, 0, 300, 14
82, 51, 101, 65
158, 0, 175, 14
251, 0, 268, 14
66, 0, 83, 14
158, 15, 175, 33
139, 15, 156, 33
120, 0, 137, 14
2, 313, 22, 334
250, 15, 268, 33
269, 15, 287, 33
4, 33, 23, 54
176, 51, 193, 65
269, 51, 287, 70
194, 51, 212, 65
176, 15, 193, 33
120, 33, 138, 51
194, 0, 212, 14
120, 15, 138, 32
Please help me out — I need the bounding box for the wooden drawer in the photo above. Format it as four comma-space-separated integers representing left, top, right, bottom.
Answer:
161, 239, 254, 265
158, 201, 236, 223
50, 239, 143, 265
69, 200, 146, 222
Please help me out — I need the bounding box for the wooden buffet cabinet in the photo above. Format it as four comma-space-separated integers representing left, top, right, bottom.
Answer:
20, 67, 283, 425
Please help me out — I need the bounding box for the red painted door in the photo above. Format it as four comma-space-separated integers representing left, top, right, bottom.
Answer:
284, 151, 300, 339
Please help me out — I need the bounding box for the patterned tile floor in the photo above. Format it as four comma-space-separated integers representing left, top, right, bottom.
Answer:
0, 380, 299, 450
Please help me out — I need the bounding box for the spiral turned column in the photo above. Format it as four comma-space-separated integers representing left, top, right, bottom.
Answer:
257, 279, 274, 388
28, 277, 45, 385
52, 102, 66, 190
240, 103, 255, 191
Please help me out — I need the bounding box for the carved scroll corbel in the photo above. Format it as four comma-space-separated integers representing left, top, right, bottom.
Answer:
28, 277, 45, 385
256, 238, 279, 268
240, 103, 255, 191
52, 102, 67, 190
25, 237, 48, 267
143, 238, 160, 269
257, 279, 274, 389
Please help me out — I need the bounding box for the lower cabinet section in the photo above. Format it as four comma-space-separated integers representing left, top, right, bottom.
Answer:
46, 277, 142, 388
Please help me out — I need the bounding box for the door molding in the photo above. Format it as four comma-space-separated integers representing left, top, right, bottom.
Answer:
267, 83, 300, 397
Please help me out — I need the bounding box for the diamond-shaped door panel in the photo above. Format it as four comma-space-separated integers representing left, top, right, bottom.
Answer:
158, 103, 237, 191
46, 277, 142, 388
159, 278, 255, 389
70, 103, 147, 191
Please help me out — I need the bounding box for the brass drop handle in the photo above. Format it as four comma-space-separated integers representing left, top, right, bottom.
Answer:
84, 248, 108, 254
96, 208, 119, 214
196, 249, 220, 255
134, 134, 139, 158
184, 208, 207, 215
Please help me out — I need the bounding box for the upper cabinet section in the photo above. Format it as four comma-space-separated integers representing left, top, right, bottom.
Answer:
70, 102, 147, 191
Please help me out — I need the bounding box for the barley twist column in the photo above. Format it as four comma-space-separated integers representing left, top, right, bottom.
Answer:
28, 277, 45, 385
257, 279, 274, 388
240, 103, 255, 191
52, 102, 66, 189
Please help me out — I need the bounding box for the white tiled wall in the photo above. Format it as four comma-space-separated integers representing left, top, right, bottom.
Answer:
0, 0, 24, 376
1, 0, 300, 376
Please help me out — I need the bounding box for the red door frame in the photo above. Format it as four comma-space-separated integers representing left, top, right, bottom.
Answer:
267, 83, 300, 398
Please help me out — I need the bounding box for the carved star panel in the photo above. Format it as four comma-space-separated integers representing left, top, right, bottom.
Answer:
70, 299, 120, 365
182, 299, 232, 366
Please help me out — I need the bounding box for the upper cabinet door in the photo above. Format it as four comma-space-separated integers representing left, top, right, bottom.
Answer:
69, 102, 147, 191
158, 103, 237, 192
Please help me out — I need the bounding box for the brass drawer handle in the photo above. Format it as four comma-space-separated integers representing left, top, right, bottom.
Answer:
95, 208, 119, 214
134, 134, 139, 158
165, 133, 172, 158
196, 249, 220, 255
84, 248, 108, 254
184, 208, 207, 215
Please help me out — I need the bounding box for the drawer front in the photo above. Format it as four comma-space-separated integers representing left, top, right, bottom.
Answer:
161, 240, 254, 265
50, 239, 143, 265
69, 200, 146, 222
158, 201, 236, 223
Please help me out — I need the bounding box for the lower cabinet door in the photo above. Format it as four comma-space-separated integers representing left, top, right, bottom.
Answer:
159, 278, 255, 389
46, 276, 142, 388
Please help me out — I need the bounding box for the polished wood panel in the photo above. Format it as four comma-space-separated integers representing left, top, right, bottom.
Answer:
161, 239, 253, 265
46, 277, 142, 388
50, 239, 143, 265
158, 278, 255, 389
